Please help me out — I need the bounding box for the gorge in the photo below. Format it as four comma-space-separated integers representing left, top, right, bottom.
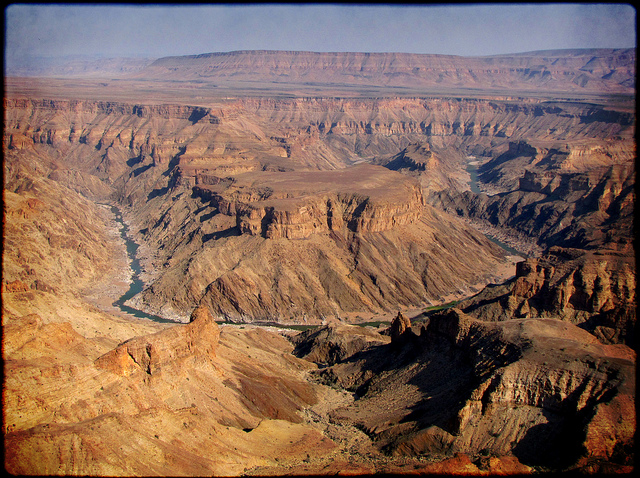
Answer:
108, 205, 175, 324
2, 48, 636, 475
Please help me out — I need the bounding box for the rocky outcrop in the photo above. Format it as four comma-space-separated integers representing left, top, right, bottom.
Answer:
434, 310, 635, 471
387, 311, 412, 342
94, 305, 220, 376
429, 143, 635, 252
133, 199, 509, 323
458, 247, 636, 347
2, 158, 122, 295
307, 308, 635, 472
476, 139, 636, 192
2, 279, 31, 293
292, 323, 389, 366
193, 164, 425, 239
3, 312, 333, 476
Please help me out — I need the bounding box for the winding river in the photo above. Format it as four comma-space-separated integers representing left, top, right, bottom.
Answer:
109, 206, 177, 324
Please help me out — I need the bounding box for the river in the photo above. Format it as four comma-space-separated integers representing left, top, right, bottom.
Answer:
108, 206, 314, 329
108, 205, 177, 324
466, 156, 483, 194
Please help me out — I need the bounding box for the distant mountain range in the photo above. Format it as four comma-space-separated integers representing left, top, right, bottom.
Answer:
6, 49, 635, 94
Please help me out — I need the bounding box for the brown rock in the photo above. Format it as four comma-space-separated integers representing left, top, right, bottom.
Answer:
419, 453, 482, 474
389, 311, 412, 342
458, 247, 636, 346
477, 455, 533, 474
3, 279, 30, 292
316, 312, 635, 470
132, 49, 635, 95
292, 323, 390, 365
194, 164, 426, 239
95, 305, 220, 376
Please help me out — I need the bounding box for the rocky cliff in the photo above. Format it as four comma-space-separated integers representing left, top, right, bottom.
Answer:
3, 306, 334, 476
94, 305, 220, 376
2, 149, 122, 295
424, 134, 635, 346
457, 247, 636, 347
10, 93, 557, 322
5, 96, 632, 185
4, 90, 633, 322
430, 159, 635, 252
133, 193, 508, 322
298, 308, 635, 472
192, 164, 425, 239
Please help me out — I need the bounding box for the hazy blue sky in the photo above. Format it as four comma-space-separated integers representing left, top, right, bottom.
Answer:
4, 3, 637, 66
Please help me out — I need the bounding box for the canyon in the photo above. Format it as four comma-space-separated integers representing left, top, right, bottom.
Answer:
2, 48, 636, 475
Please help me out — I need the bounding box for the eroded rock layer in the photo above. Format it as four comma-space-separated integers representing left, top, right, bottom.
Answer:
4, 87, 634, 322
296, 309, 635, 473
458, 247, 636, 346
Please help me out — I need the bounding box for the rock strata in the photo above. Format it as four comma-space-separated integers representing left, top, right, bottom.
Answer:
2, 47, 635, 475
4, 315, 333, 476
458, 247, 636, 347
428, 142, 635, 252
95, 305, 220, 376
299, 308, 635, 472
134, 49, 636, 94
193, 164, 425, 239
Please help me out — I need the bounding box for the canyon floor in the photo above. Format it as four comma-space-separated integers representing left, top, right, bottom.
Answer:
3, 48, 636, 475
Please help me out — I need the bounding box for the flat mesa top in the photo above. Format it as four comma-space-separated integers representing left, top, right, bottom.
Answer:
5, 46, 636, 105
204, 164, 420, 207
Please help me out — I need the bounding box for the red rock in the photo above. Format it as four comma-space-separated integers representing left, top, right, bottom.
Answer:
3, 279, 30, 292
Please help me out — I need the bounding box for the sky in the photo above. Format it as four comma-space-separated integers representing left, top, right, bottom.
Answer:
4, 3, 637, 67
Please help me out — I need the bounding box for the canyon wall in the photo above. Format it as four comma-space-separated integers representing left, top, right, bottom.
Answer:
4, 91, 633, 322
292, 308, 635, 472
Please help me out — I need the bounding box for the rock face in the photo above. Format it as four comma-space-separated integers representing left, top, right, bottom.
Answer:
4, 92, 528, 322
193, 164, 425, 239
94, 305, 220, 376
425, 135, 636, 349
458, 247, 636, 347
292, 323, 390, 366
388, 311, 412, 342
2, 154, 122, 295
3, 311, 332, 476
138, 200, 508, 323
298, 308, 635, 472
429, 140, 635, 252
